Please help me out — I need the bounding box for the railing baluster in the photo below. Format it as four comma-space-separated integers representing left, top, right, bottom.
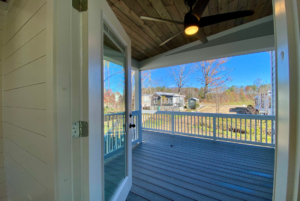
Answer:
217, 117, 219, 137
194, 116, 196, 135
245, 119, 247, 141
213, 117, 216, 141
255, 119, 257, 142
272, 120, 275, 145
235, 118, 237, 140
240, 118, 243, 140
198, 116, 199, 135
202, 116, 203, 135
266, 120, 268, 144
230, 118, 232, 139
250, 119, 252, 142
260, 119, 263, 143
209, 117, 211, 136
206, 116, 207, 136
226, 118, 228, 138
172, 114, 174, 135
184, 115, 186, 133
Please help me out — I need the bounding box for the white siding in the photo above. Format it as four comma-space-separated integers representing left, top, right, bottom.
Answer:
3, 0, 48, 200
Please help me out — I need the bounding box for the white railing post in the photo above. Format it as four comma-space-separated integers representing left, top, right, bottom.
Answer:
213, 117, 216, 142
172, 114, 175, 135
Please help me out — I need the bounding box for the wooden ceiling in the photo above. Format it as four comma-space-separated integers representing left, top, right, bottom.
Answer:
107, 0, 273, 61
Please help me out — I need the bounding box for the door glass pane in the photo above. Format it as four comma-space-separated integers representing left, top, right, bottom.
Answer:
103, 22, 126, 201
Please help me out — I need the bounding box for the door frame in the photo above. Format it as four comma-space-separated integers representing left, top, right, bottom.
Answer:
49, 0, 132, 200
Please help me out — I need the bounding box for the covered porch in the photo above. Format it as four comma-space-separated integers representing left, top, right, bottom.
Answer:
108, 131, 274, 200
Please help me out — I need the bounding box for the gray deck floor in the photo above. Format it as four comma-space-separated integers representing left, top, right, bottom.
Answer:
126, 130, 274, 201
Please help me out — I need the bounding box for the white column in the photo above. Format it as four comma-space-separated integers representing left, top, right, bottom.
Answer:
134, 69, 142, 143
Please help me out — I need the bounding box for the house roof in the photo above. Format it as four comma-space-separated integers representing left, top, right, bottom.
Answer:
154, 92, 184, 97
188, 97, 199, 100
107, 0, 273, 61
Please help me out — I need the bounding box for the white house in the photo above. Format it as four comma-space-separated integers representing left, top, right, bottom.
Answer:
254, 90, 272, 115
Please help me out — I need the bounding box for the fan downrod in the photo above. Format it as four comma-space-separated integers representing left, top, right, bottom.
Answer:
184, 0, 197, 10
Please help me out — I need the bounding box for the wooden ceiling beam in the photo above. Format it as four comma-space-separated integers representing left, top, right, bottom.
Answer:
227, 0, 239, 29
148, 0, 186, 46
234, 0, 249, 26
132, 50, 146, 61
251, 0, 268, 21
108, 0, 169, 53
218, 0, 229, 32
202, 7, 212, 36
122, 0, 177, 50
243, 0, 258, 23
208, 0, 220, 35
131, 39, 154, 58
260, 0, 273, 18
118, 20, 161, 56
135, 0, 180, 48
109, 3, 169, 54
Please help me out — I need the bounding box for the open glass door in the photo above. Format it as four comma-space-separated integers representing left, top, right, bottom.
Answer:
102, 21, 130, 201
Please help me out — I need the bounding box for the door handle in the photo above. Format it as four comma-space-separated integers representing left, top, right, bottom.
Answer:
129, 123, 136, 128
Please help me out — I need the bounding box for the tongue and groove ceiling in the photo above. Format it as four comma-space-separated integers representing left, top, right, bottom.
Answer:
107, 0, 273, 61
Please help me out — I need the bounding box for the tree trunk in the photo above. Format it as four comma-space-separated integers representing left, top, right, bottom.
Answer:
204, 85, 208, 99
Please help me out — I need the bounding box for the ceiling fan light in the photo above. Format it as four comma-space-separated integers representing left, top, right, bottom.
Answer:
185, 26, 199, 35
184, 12, 199, 35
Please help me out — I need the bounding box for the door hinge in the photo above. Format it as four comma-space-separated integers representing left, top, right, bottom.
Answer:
72, 0, 87, 12
72, 121, 88, 138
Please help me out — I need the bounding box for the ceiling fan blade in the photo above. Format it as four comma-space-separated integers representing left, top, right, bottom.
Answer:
160, 30, 184, 46
192, 0, 210, 19
140, 16, 183, 25
199, 10, 255, 27
195, 28, 208, 44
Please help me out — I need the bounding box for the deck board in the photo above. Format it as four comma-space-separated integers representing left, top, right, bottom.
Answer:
126, 131, 274, 201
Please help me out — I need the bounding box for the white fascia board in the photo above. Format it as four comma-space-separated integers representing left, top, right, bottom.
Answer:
139, 34, 274, 70
138, 15, 274, 70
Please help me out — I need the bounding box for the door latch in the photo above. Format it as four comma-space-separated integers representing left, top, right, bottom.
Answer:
72, 121, 88, 138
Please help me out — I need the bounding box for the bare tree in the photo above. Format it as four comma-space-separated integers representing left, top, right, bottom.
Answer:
195, 58, 232, 99
169, 65, 195, 94
211, 86, 226, 113
254, 77, 264, 93
141, 70, 158, 94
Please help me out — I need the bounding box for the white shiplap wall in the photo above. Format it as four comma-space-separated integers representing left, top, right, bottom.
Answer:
3, 0, 48, 200
0, 10, 5, 201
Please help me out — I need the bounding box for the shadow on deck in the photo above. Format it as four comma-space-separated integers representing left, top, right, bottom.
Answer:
127, 130, 274, 201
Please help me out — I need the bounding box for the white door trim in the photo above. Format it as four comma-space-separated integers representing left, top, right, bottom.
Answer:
272, 0, 300, 199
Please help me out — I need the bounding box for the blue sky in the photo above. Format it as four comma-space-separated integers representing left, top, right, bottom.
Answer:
149, 51, 271, 88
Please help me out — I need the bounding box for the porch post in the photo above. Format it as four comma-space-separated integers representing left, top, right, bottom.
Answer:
135, 69, 142, 143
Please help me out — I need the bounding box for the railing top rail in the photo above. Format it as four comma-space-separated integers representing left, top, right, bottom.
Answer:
142, 110, 276, 120
104, 111, 141, 116
104, 112, 125, 116
132, 110, 141, 116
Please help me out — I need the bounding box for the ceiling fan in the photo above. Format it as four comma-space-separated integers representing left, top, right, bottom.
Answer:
140, 0, 254, 46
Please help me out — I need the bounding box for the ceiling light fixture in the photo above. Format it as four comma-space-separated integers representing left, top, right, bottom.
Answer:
184, 12, 199, 35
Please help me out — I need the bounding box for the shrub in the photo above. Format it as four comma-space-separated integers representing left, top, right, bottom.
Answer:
195, 101, 200, 109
